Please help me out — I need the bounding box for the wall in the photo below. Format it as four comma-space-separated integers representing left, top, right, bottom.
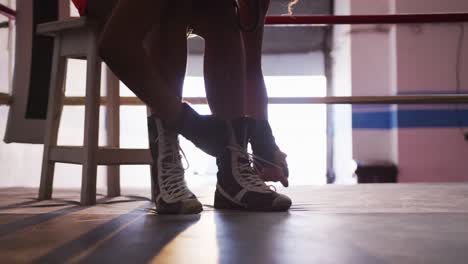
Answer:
344, 0, 468, 182
349, 0, 399, 165
394, 0, 468, 182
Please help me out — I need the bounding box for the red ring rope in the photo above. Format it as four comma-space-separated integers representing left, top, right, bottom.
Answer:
2, 4, 468, 25
265, 13, 468, 25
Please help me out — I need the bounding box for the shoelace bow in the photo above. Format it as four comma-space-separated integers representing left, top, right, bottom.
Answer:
155, 135, 193, 201
227, 145, 279, 193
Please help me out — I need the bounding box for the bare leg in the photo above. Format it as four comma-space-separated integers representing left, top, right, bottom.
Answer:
95, 0, 183, 125
145, 1, 191, 98
241, 0, 270, 119
191, 0, 246, 119
240, 0, 289, 186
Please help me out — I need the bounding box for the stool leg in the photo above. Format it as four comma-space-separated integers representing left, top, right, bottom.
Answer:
39, 39, 67, 201
105, 66, 121, 197
81, 32, 102, 206
146, 108, 156, 202
150, 165, 156, 202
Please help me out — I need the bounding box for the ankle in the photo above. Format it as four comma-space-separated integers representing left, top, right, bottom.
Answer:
149, 103, 184, 133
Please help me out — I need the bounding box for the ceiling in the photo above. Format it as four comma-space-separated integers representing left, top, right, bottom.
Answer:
188, 0, 333, 54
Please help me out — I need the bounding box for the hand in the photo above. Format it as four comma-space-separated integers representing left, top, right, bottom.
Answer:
259, 151, 289, 187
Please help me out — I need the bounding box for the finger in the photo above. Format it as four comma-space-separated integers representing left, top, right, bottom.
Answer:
280, 177, 289, 188
261, 168, 289, 187
275, 151, 289, 178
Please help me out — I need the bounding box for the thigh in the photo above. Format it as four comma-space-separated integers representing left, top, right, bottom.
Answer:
99, 0, 168, 45
145, 2, 191, 96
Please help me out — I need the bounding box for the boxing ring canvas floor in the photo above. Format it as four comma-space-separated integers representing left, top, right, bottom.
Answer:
0, 183, 468, 263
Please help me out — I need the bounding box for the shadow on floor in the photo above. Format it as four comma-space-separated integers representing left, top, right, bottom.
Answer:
0, 196, 151, 238
33, 205, 200, 263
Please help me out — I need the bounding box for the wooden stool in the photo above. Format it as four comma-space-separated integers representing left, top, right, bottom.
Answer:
37, 18, 152, 205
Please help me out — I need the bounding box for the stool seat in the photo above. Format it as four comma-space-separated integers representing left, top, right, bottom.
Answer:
38, 17, 152, 205
37, 18, 100, 60
37, 17, 97, 36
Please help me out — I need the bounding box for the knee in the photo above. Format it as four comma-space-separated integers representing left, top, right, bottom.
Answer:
98, 27, 139, 63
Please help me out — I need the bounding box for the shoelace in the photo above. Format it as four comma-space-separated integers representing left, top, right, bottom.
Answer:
155, 135, 193, 202
228, 145, 277, 193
